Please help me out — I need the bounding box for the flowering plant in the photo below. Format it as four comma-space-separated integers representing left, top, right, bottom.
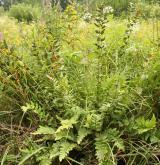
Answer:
103, 6, 114, 14
83, 12, 92, 22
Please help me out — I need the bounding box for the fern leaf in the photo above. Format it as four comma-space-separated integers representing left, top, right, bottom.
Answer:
85, 113, 103, 131
39, 159, 52, 165
95, 129, 125, 164
95, 138, 110, 164
77, 127, 91, 144
59, 141, 76, 162
49, 142, 61, 159
37, 154, 52, 165
134, 114, 156, 134
55, 117, 77, 133
55, 129, 75, 141
32, 126, 55, 135
114, 138, 125, 151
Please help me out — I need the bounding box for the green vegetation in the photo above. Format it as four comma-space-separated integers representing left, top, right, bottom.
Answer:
9, 3, 41, 23
0, 0, 160, 165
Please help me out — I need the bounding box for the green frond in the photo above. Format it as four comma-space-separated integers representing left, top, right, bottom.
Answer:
77, 127, 91, 144
134, 114, 156, 134
95, 138, 110, 164
59, 141, 76, 162
32, 126, 55, 135
49, 142, 61, 160
55, 129, 75, 141
55, 117, 77, 134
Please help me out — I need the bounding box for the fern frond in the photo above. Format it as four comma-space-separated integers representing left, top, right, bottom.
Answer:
85, 113, 103, 131
95, 129, 125, 164
95, 138, 110, 164
32, 126, 55, 135
55, 117, 77, 133
59, 141, 76, 162
77, 127, 91, 144
134, 114, 156, 134
39, 158, 52, 165
114, 138, 125, 151
55, 129, 75, 141
21, 102, 47, 120
37, 153, 52, 165
49, 142, 61, 159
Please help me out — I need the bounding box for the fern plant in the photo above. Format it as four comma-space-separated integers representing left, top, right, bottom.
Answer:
16, 4, 160, 165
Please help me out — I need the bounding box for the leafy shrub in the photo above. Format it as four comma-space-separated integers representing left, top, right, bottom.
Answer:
9, 3, 41, 23
139, 3, 160, 19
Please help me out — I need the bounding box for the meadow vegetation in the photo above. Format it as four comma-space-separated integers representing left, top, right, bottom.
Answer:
0, 0, 160, 164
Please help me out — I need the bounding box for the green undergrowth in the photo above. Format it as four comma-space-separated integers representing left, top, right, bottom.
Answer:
0, 3, 160, 165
